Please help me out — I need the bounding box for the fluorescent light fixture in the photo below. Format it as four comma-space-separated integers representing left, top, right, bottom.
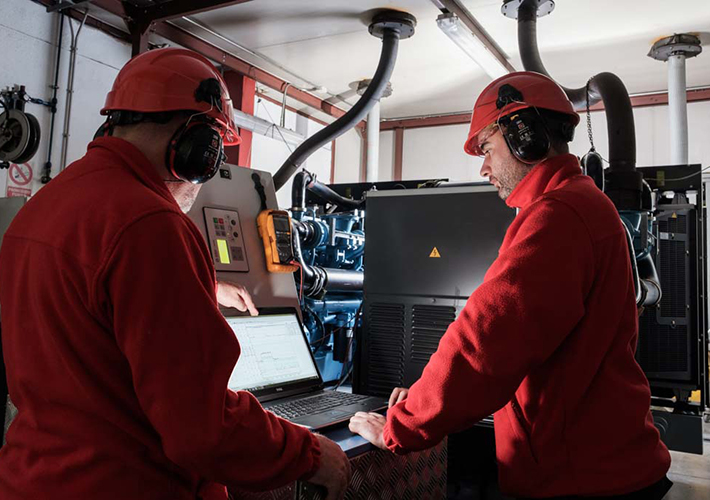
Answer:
232, 109, 305, 147
437, 12, 509, 79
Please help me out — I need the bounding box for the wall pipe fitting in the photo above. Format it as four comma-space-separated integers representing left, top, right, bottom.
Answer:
273, 10, 416, 191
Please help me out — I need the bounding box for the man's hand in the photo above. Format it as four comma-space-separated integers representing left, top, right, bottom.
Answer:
348, 412, 387, 450
388, 387, 409, 408
215, 281, 258, 316
307, 434, 351, 500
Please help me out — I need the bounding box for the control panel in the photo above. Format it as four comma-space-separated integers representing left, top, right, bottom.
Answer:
203, 207, 249, 272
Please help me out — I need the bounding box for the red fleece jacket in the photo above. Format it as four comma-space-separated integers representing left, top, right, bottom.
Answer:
0, 138, 320, 500
383, 154, 670, 497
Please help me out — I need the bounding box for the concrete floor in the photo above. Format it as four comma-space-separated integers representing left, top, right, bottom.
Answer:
666, 419, 710, 500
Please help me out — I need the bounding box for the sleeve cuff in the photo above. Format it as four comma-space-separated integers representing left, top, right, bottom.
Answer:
383, 421, 408, 455
299, 432, 322, 481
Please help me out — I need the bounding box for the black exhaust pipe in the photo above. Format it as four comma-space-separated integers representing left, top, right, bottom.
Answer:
272, 10, 416, 191
513, 0, 644, 211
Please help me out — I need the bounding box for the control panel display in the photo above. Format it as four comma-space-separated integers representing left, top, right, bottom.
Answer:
203, 207, 249, 272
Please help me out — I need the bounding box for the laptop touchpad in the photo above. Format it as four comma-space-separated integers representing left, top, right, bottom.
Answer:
323, 409, 350, 418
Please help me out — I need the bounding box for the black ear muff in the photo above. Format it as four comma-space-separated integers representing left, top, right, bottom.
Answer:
166, 120, 224, 184
500, 108, 551, 164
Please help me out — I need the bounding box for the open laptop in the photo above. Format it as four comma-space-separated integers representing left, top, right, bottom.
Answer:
224, 308, 388, 430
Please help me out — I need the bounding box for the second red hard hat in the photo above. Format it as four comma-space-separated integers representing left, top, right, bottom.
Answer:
464, 71, 579, 156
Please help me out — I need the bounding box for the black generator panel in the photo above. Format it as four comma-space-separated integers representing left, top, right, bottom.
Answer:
635, 164, 708, 405
355, 185, 516, 397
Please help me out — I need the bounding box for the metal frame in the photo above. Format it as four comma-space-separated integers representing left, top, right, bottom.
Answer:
33, 0, 354, 125
46, 1, 93, 13
121, 0, 253, 26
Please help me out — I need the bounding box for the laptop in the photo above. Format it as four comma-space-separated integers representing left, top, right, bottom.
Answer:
224, 307, 388, 430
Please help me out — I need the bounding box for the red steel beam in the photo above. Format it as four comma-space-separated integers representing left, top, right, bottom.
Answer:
223, 72, 255, 167
381, 88, 710, 131
380, 113, 471, 131
152, 21, 355, 124
393, 127, 404, 181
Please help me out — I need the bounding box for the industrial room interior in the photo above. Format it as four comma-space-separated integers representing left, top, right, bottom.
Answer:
0, 0, 709, 499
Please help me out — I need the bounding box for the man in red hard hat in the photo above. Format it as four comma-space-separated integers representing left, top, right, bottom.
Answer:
0, 48, 349, 500
350, 71, 672, 499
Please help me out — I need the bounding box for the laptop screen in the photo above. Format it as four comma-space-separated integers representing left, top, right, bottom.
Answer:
225, 312, 320, 393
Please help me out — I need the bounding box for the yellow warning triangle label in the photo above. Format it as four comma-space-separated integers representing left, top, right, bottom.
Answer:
671, 212, 678, 219
429, 247, 441, 258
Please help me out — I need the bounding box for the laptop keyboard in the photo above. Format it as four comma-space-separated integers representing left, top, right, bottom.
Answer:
268, 392, 372, 420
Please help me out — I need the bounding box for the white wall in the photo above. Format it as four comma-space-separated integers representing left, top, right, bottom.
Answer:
381, 101, 710, 184
0, 0, 132, 197
402, 124, 485, 183
250, 97, 333, 208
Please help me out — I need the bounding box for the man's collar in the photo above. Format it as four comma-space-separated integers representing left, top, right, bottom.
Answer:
505, 154, 582, 209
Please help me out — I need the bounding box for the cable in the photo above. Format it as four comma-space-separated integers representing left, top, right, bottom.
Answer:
290, 260, 304, 301
333, 365, 353, 391
260, 100, 295, 153
661, 165, 710, 182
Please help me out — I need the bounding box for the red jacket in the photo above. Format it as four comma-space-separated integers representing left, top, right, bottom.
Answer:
0, 138, 320, 499
383, 154, 670, 497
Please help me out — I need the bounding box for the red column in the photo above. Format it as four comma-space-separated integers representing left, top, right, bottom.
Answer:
223, 71, 256, 167
394, 127, 404, 181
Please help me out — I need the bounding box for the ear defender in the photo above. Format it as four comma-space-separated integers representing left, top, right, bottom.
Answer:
166, 120, 225, 184
499, 109, 551, 164
495, 84, 552, 164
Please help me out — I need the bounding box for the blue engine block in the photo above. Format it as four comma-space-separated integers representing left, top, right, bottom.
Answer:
292, 209, 365, 383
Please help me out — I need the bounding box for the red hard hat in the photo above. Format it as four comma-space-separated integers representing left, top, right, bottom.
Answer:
464, 71, 579, 156
102, 48, 240, 145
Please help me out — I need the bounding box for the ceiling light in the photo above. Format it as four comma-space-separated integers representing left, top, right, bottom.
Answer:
436, 12, 509, 79
232, 109, 305, 147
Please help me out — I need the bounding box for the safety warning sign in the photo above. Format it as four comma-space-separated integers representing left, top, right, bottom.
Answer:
429, 247, 441, 258
9, 163, 33, 186
5, 162, 34, 198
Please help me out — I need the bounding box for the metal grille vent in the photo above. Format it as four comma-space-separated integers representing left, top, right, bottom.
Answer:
411, 305, 456, 363
637, 316, 689, 373
366, 303, 406, 395
658, 215, 687, 235
659, 239, 687, 318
